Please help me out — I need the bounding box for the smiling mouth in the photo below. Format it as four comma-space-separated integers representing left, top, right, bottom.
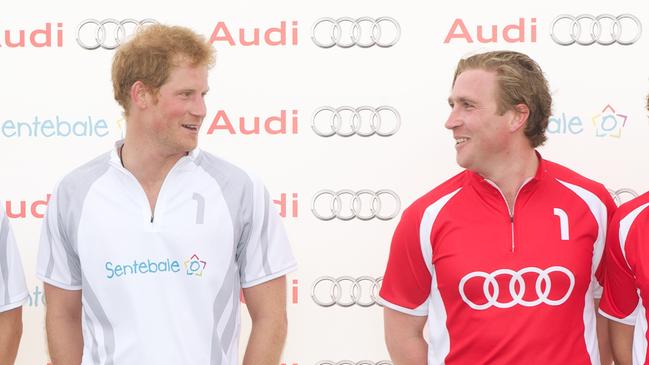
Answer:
182, 124, 199, 131
455, 137, 469, 145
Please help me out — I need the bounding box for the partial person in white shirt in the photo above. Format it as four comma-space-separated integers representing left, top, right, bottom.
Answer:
0, 204, 28, 365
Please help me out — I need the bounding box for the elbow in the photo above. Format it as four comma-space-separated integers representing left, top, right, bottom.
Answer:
385, 332, 398, 357
384, 321, 401, 356
274, 311, 288, 344
276, 312, 288, 339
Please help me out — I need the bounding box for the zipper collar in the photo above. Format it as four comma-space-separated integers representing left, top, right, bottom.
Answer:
465, 151, 546, 253
109, 139, 201, 171
467, 150, 547, 195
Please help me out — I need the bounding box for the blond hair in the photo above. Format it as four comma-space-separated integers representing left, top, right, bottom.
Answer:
453, 51, 552, 147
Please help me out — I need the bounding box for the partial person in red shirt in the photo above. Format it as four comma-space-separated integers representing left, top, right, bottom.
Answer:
380, 50, 615, 365
599, 95, 649, 365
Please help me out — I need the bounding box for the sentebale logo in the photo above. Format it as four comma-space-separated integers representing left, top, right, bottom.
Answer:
105, 254, 207, 279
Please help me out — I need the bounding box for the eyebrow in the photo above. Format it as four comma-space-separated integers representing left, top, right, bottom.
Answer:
176, 88, 210, 95
448, 96, 478, 105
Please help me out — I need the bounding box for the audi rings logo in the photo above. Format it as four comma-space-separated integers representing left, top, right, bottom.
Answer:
317, 361, 392, 365
609, 188, 639, 206
312, 106, 401, 137
76, 18, 158, 50
311, 190, 400, 221
311, 276, 383, 307
459, 266, 575, 310
311, 17, 400, 48
551, 14, 642, 46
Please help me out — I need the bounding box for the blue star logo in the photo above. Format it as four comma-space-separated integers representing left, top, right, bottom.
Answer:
184, 254, 207, 277
592, 104, 628, 138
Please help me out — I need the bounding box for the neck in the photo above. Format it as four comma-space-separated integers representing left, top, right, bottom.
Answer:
121, 135, 186, 185
479, 148, 539, 207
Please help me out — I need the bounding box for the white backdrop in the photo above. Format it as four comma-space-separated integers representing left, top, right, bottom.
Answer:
1, 0, 648, 364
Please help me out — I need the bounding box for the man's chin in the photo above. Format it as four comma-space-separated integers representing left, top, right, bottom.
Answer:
455, 155, 468, 169
166, 140, 197, 156
181, 137, 199, 151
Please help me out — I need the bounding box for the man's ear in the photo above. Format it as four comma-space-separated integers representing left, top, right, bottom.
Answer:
130, 81, 149, 110
510, 103, 530, 132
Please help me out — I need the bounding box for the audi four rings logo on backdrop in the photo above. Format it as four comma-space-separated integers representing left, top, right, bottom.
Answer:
311, 190, 401, 220
312, 106, 401, 137
459, 266, 575, 310
317, 361, 393, 365
609, 188, 639, 206
311, 17, 400, 48
311, 276, 383, 307
76, 18, 158, 50
550, 14, 642, 45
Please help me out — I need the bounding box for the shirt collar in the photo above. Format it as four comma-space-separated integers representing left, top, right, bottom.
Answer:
467, 150, 547, 187
110, 139, 201, 166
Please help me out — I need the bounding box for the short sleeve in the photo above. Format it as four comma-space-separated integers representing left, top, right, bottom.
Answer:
237, 176, 296, 288
379, 206, 431, 316
36, 186, 82, 290
599, 206, 646, 325
0, 205, 28, 312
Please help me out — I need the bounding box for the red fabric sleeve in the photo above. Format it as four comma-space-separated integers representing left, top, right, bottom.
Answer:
600, 209, 640, 323
380, 206, 432, 313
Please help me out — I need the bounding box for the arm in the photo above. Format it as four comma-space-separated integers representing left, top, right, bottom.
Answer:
384, 307, 427, 365
609, 320, 634, 365
595, 299, 613, 365
0, 307, 22, 365
241, 276, 288, 365
44, 283, 83, 364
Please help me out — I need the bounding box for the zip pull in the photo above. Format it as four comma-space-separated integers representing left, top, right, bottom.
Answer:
150, 215, 154, 223
510, 214, 515, 252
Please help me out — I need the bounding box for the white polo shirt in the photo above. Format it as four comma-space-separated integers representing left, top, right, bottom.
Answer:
37, 141, 297, 364
0, 204, 28, 312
